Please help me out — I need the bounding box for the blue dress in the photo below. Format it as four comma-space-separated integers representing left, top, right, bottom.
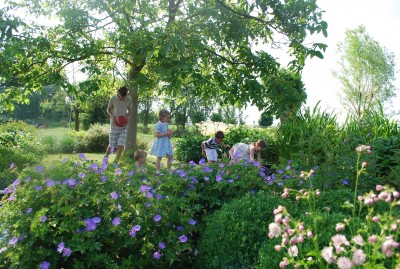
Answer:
150, 121, 173, 157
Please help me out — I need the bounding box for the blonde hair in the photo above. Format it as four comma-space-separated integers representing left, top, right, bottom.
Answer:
158, 109, 170, 120
134, 150, 147, 161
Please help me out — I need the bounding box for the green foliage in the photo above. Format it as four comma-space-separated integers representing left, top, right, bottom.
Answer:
259, 111, 274, 127
196, 192, 302, 269
276, 103, 340, 167
81, 94, 109, 130
174, 133, 206, 163
210, 111, 223, 122
80, 124, 109, 153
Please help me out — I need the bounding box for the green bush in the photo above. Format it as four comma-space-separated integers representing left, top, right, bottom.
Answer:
174, 133, 206, 163
58, 135, 80, 154
81, 124, 109, 153
0, 121, 45, 185
196, 192, 301, 269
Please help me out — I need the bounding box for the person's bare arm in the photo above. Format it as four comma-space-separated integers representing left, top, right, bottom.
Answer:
249, 145, 256, 162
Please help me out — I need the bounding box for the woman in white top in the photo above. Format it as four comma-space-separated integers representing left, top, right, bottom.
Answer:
229, 139, 266, 164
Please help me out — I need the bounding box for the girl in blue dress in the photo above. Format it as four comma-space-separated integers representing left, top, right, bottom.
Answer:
150, 109, 173, 174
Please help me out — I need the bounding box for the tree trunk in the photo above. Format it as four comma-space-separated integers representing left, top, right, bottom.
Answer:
126, 68, 139, 157
74, 107, 80, 131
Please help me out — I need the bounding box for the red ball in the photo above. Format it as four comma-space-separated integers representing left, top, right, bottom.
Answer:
116, 116, 128, 127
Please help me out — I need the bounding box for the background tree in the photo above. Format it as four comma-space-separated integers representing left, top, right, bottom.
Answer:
259, 111, 274, 127
210, 108, 224, 122
333, 25, 396, 121
1, 0, 328, 153
261, 68, 307, 124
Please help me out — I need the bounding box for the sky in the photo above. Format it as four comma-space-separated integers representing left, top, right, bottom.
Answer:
245, 0, 400, 125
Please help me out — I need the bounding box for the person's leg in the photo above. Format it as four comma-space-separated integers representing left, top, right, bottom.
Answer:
155, 157, 162, 172
107, 125, 118, 158
115, 127, 128, 163
205, 148, 217, 164
167, 155, 173, 170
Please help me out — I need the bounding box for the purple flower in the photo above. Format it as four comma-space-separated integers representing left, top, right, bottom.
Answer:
78, 153, 87, 161
145, 202, 151, 208
88, 163, 98, 172
8, 237, 18, 245
112, 218, 121, 226
115, 168, 122, 176
202, 166, 213, 173
40, 216, 47, 222
35, 166, 44, 173
259, 171, 266, 177
129, 225, 141, 237
341, 179, 349, 185
159, 242, 166, 249
34, 186, 43, 191
177, 226, 184, 231
277, 170, 283, 174
189, 219, 197, 225
101, 176, 107, 182
179, 235, 188, 243
219, 163, 225, 168
285, 165, 291, 170
199, 158, 206, 165
110, 147, 115, 153
39, 261, 50, 269
78, 173, 86, 179
57, 242, 65, 253
26, 208, 32, 214
92, 217, 101, 223
46, 180, 56, 187
227, 179, 234, 183
155, 194, 162, 200
63, 248, 72, 257
179, 171, 187, 178
140, 185, 152, 193
25, 176, 31, 182
153, 251, 162, 259
146, 192, 153, 198
204, 177, 209, 181
117, 204, 122, 211
189, 160, 196, 166
10, 162, 15, 170
154, 215, 162, 222
84, 219, 97, 231
215, 174, 222, 182
110, 192, 118, 199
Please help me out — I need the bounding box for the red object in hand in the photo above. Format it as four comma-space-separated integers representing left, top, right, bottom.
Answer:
115, 116, 128, 127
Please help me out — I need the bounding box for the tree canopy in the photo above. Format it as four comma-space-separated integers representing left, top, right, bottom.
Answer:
1, 0, 328, 150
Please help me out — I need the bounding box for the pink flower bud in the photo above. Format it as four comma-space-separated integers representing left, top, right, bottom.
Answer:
307, 231, 313, 238
368, 235, 377, 243
336, 223, 345, 232
281, 192, 288, 199
376, 185, 383, 191
274, 245, 281, 251
361, 161, 367, 168
392, 224, 398, 232
393, 191, 400, 198
296, 195, 301, 200
298, 224, 304, 231
372, 216, 379, 222
316, 190, 321, 196
297, 236, 304, 243
358, 195, 364, 201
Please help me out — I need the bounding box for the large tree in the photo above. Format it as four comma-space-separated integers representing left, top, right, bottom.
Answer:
1, 0, 328, 152
333, 25, 396, 121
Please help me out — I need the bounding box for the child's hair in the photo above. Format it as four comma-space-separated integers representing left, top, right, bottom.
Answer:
215, 131, 225, 139
255, 139, 266, 149
134, 150, 147, 161
158, 109, 170, 120
118, 86, 128, 97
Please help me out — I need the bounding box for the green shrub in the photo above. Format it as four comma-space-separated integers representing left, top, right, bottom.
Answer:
58, 135, 79, 153
81, 124, 109, 153
41, 135, 58, 153
174, 133, 206, 163
0, 120, 37, 134
196, 192, 301, 269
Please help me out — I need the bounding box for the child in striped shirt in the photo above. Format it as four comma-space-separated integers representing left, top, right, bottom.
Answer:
201, 131, 229, 164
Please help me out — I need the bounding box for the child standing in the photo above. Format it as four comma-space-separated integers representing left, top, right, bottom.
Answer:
201, 131, 228, 164
229, 139, 266, 164
150, 109, 173, 174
